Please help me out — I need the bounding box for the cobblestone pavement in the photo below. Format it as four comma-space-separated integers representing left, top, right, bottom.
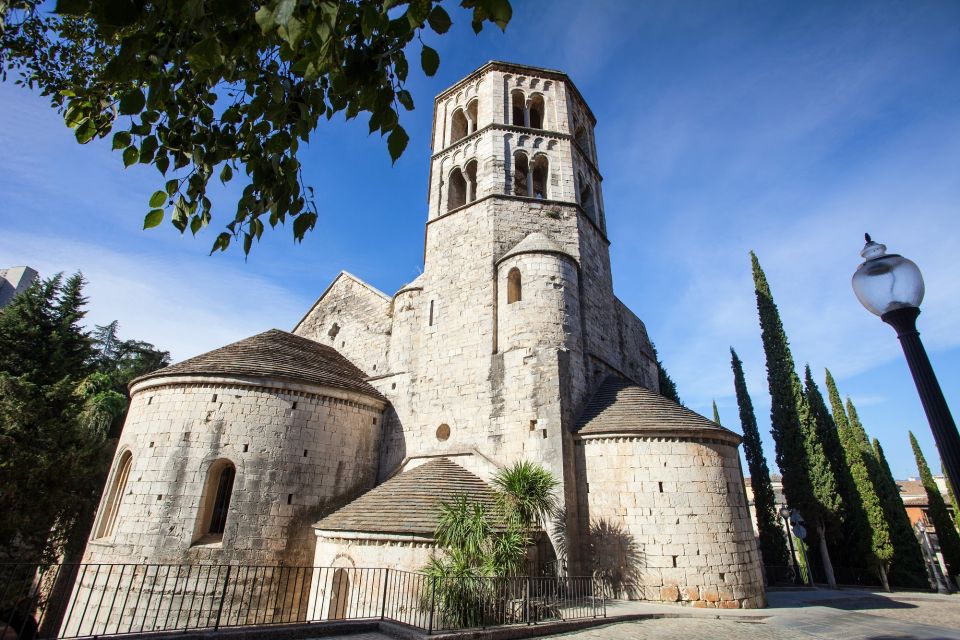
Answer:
545, 618, 811, 640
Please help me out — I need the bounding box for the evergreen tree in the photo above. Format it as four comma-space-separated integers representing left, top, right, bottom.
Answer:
871, 437, 929, 587
821, 372, 892, 587
751, 252, 838, 587
942, 462, 960, 531
712, 400, 721, 424
731, 348, 790, 567
910, 432, 960, 580
657, 360, 682, 406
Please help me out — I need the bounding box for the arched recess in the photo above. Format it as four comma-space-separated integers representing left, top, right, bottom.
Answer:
448, 168, 467, 210
578, 173, 597, 222
95, 450, 133, 539
574, 123, 589, 153
464, 159, 478, 203
450, 108, 468, 144
531, 155, 549, 199
507, 268, 522, 304
512, 151, 529, 196
194, 458, 236, 543
528, 94, 545, 129
466, 99, 479, 134
328, 569, 351, 619
511, 90, 526, 126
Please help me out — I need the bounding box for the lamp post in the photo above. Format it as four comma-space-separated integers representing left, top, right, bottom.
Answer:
851, 234, 960, 496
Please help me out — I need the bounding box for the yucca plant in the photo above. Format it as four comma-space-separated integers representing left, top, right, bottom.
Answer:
492, 460, 559, 533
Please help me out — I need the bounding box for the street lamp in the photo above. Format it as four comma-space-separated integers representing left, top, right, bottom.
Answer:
852, 233, 960, 497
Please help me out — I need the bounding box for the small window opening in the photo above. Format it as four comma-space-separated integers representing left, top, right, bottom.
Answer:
328, 322, 340, 338
156, 494, 162, 501
148, 396, 153, 405
287, 494, 293, 505
206, 463, 235, 535
529, 419, 537, 431
450, 108, 468, 144
511, 90, 525, 126
464, 159, 478, 203
391, 383, 397, 390
672, 556, 678, 568
507, 268, 522, 304
658, 481, 664, 493
303, 449, 308, 457
542, 429, 547, 439
528, 94, 545, 129
466, 99, 478, 134
447, 168, 467, 211
531, 155, 548, 199
242, 444, 248, 453
95, 451, 133, 539
211, 394, 217, 403
292, 401, 298, 410
149, 441, 154, 448
372, 417, 377, 424
512, 152, 529, 196
578, 174, 597, 222
574, 124, 589, 152
429, 300, 435, 326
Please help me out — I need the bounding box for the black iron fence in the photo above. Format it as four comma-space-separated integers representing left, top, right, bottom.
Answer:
0, 563, 604, 638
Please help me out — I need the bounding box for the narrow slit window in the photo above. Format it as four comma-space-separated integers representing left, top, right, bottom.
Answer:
464, 160, 478, 203
507, 268, 522, 304
528, 94, 545, 129
512, 152, 529, 196
448, 168, 467, 211
511, 90, 525, 126
531, 155, 548, 199
450, 108, 468, 144
204, 462, 236, 537
95, 451, 133, 539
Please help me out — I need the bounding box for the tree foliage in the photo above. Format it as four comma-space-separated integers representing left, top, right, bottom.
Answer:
730, 347, 790, 567
751, 251, 838, 587
910, 431, 960, 579
656, 359, 681, 406
0, 0, 512, 254
823, 370, 891, 582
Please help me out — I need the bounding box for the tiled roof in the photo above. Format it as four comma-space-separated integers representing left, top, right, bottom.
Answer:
576, 377, 739, 442
897, 478, 928, 507
133, 329, 382, 399
315, 458, 502, 536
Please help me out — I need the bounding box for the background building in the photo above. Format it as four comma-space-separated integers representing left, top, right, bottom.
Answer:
0, 265, 37, 307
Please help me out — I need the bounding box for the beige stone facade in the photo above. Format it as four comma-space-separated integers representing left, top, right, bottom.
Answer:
79, 61, 765, 619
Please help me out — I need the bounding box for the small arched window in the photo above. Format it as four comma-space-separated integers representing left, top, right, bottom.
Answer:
464, 159, 478, 203
95, 451, 133, 539
528, 95, 545, 129
579, 173, 596, 222
511, 90, 526, 127
450, 109, 468, 144
507, 268, 522, 304
531, 155, 549, 199
466, 99, 479, 134
512, 152, 529, 197
448, 168, 467, 211
195, 459, 236, 542
574, 123, 589, 152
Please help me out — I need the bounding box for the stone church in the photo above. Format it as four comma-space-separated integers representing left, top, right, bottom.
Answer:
80, 62, 765, 610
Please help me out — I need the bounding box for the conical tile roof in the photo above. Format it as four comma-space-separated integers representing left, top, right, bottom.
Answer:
133, 329, 382, 398
315, 458, 502, 536
499, 232, 575, 264
576, 377, 739, 443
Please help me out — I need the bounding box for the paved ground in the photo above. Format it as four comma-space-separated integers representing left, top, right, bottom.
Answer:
306, 588, 960, 640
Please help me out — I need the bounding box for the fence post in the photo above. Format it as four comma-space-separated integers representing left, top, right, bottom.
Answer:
525, 577, 530, 626
380, 569, 389, 620
213, 565, 231, 631
427, 577, 436, 635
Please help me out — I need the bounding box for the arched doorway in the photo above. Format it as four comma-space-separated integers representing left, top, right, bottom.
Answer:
327, 569, 350, 619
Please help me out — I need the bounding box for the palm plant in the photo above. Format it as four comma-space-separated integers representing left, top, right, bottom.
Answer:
492, 460, 559, 533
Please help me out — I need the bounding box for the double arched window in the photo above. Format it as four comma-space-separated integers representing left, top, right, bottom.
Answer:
446, 160, 479, 211
513, 152, 549, 199
95, 450, 133, 539
194, 459, 236, 542
510, 90, 545, 130
450, 99, 479, 145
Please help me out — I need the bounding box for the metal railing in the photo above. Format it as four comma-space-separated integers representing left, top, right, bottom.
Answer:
0, 563, 604, 638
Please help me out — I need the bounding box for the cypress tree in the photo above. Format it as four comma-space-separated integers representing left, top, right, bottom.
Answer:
942, 463, 960, 530
910, 432, 960, 580
731, 348, 790, 567
821, 372, 892, 586
657, 361, 682, 405
751, 251, 838, 587
870, 433, 929, 587
712, 400, 721, 425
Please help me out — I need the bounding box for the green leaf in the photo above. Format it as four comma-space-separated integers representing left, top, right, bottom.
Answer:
427, 6, 452, 34
397, 89, 414, 111
421, 45, 439, 77
74, 119, 97, 144
122, 145, 138, 167
186, 37, 223, 72
119, 89, 145, 115
190, 215, 203, 235
387, 125, 409, 164
210, 232, 232, 254
254, 5, 275, 32
220, 164, 233, 184
292, 212, 317, 241
155, 154, 170, 175
112, 131, 131, 150
165, 179, 178, 196
149, 190, 167, 208
143, 209, 164, 229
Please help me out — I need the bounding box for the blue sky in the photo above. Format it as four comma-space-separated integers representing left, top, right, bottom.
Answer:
1, 0, 959, 480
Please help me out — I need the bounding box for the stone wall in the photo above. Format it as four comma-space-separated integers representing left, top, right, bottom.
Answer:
576, 434, 766, 609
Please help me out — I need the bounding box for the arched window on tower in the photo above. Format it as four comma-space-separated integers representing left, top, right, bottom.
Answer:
512, 152, 529, 197
578, 173, 596, 222
574, 123, 589, 153
448, 168, 467, 210
195, 459, 236, 542
511, 90, 526, 127
464, 159, 478, 203
528, 94, 545, 129
507, 268, 522, 304
450, 108, 468, 144
531, 155, 549, 199
95, 450, 132, 539
466, 99, 479, 134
